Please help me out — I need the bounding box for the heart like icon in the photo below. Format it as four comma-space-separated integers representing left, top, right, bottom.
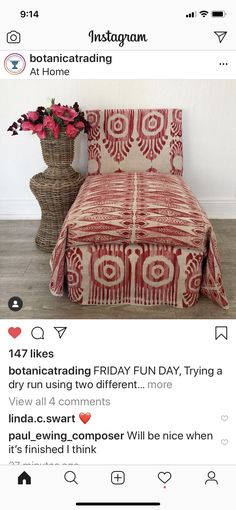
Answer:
158, 471, 172, 484
79, 413, 91, 424
8, 327, 22, 338
221, 438, 229, 446
221, 415, 229, 422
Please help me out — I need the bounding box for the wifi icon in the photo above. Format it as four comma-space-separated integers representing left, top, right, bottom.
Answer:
199, 10, 209, 17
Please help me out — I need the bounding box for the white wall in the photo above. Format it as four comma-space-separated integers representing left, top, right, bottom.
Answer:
0, 79, 236, 219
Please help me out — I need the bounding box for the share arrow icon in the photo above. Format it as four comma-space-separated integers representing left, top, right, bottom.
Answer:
214, 31, 227, 43
54, 327, 67, 339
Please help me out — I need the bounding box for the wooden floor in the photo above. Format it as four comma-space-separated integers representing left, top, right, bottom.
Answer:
0, 220, 235, 319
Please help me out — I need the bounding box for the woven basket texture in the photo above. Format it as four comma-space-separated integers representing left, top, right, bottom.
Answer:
30, 131, 84, 251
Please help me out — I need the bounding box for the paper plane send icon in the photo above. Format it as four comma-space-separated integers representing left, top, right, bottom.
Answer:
214, 31, 227, 43
54, 327, 67, 339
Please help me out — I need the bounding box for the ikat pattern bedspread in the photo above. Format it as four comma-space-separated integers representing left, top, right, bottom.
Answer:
50, 173, 228, 308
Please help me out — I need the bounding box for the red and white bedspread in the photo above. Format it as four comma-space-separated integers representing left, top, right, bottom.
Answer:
49, 173, 228, 308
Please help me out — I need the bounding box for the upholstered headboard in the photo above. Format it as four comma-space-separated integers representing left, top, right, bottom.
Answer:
86, 109, 183, 175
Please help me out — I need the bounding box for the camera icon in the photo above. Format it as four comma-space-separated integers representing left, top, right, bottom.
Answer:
6, 30, 21, 44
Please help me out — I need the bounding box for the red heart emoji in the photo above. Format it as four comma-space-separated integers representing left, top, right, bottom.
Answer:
8, 327, 22, 339
79, 413, 91, 424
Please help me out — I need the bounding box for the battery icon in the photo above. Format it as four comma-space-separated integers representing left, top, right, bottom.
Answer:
211, 10, 226, 17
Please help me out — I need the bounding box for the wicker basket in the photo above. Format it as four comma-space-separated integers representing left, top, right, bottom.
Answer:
40, 130, 75, 179
30, 130, 84, 252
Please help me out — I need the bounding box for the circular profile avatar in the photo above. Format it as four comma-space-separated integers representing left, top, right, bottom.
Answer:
4, 53, 26, 74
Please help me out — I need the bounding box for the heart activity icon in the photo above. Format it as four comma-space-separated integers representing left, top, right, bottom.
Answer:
158, 471, 172, 484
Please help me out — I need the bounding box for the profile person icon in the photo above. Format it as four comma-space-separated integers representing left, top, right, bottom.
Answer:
12, 300, 19, 309
205, 471, 218, 485
8, 296, 23, 311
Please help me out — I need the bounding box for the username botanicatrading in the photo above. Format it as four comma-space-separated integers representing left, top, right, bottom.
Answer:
29, 54, 112, 64
88, 30, 148, 47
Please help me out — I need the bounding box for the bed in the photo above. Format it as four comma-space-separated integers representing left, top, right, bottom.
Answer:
49, 109, 228, 308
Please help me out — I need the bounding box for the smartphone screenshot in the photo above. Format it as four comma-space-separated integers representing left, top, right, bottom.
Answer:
0, 1, 235, 509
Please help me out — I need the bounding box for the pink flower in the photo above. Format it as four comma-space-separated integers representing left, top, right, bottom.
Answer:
74, 121, 85, 130
32, 123, 46, 139
21, 120, 46, 139
43, 116, 60, 139
66, 124, 79, 138
27, 111, 39, 121
51, 105, 78, 123
36, 129, 46, 140
22, 121, 34, 131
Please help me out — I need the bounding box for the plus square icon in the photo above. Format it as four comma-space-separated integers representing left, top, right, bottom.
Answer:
111, 471, 125, 485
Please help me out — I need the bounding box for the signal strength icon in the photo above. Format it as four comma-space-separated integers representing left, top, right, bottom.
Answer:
199, 10, 209, 17
186, 11, 197, 18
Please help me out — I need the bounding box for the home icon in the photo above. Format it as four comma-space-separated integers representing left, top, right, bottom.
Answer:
18, 471, 31, 485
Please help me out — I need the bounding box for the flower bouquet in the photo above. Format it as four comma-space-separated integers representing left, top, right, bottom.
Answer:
8, 99, 90, 139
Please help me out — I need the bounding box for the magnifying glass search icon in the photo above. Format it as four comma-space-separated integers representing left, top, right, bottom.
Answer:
64, 471, 78, 484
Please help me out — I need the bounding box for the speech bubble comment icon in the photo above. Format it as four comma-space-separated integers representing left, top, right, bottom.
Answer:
31, 327, 44, 340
